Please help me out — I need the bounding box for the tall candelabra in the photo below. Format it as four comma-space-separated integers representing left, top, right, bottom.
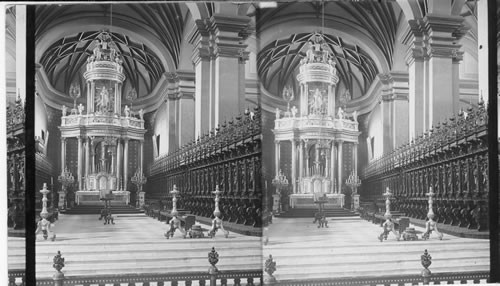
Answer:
382, 187, 392, 218
272, 169, 289, 214
131, 168, 147, 207
58, 167, 74, 209
345, 171, 361, 194
170, 184, 179, 216
209, 185, 229, 238
40, 183, 50, 220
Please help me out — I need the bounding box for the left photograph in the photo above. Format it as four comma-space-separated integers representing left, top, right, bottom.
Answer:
22, 3, 262, 284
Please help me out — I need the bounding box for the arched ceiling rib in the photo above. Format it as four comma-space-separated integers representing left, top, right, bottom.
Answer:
35, 4, 186, 97
258, 32, 379, 96
256, 1, 400, 97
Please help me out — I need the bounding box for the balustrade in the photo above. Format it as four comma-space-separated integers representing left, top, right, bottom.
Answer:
147, 107, 262, 227
361, 102, 489, 231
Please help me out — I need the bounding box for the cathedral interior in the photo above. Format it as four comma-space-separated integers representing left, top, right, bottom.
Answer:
4, 1, 500, 285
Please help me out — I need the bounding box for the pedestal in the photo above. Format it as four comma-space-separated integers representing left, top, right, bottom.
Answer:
138, 191, 146, 208
352, 194, 360, 210
272, 194, 280, 213
58, 192, 66, 210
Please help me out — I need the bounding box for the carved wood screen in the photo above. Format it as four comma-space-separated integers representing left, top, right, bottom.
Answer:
361, 103, 489, 231
147, 107, 262, 227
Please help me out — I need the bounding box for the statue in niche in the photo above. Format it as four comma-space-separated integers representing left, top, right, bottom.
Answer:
309, 89, 324, 115
97, 86, 110, 113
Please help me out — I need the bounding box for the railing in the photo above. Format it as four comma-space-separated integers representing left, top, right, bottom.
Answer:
360, 102, 489, 231
31, 248, 263, 286
274, 116, 358, 131
8, 270, 25, 286
61, 113, 144, 129
35, 271, 263, 286
271, 272, 490, 286
147, 107, 262, 228
264, 251, 490, 286
363, 102, 487, 178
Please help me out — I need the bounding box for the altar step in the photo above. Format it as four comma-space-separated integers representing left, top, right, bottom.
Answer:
264, 217, 490, 281
25, 214, 262, 279
278, 207, 357, 218
63, 205, 144, 215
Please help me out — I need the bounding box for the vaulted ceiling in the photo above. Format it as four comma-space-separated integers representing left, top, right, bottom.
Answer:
256, 1, 402, 98
35, 3, 188, 98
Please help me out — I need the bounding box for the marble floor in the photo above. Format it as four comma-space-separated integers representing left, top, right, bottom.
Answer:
8, 213, 262, 279
263, 216, 490, 282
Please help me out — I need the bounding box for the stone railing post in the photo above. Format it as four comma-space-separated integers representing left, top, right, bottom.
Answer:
264, 254, 277, 284
421, 249, 432, 285
208, 247, 219, 286
52, 251, 65, 286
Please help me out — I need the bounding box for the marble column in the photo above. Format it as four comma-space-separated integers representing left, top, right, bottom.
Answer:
116, 139, 121, 189
337, 141, 343, 194
85, 137, 90, 180
424, 11, 464, 127
90, 137, 95, 173
77, 136, 83, 191
330, 141, 336, 193
90, 81, 95, 113
61, 137, 66, 172
123, 139, 129, 190
291, 140, 297, 194
274, 141, 280, 176
210, 15, 251, 127
353, 143, 358, 177
139, 140, 144, 172
114, 82, 120, 116
189, 21, 212, 138
403, 26, 425, 140
299, 141, 304, 183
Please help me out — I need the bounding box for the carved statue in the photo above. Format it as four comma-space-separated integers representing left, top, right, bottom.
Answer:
62, 105, 67, 117
124, 105, 130, 117
306, 42, 315, 63
351, 110, 358, 122
337, 107, 345, 119
310, 89, 324, 114
17, 160, 24, 188
139, 108, 144, 120
97, 86, 110, 112
291, 106, 298, 117
275, 108, 280, 119
78, 103, 84, 115
9, 160, 15, 187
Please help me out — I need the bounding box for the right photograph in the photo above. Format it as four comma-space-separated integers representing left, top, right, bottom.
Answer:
259, 0, 491, 284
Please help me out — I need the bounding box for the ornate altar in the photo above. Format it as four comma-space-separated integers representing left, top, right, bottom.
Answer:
59, 32, 144, 206
273, 33, 360, 209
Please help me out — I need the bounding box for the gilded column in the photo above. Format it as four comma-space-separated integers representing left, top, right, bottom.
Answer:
123, 139, 129, 190
291, 139, 297, 194
77, 136, 83, 191
337, 141, 343, 194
